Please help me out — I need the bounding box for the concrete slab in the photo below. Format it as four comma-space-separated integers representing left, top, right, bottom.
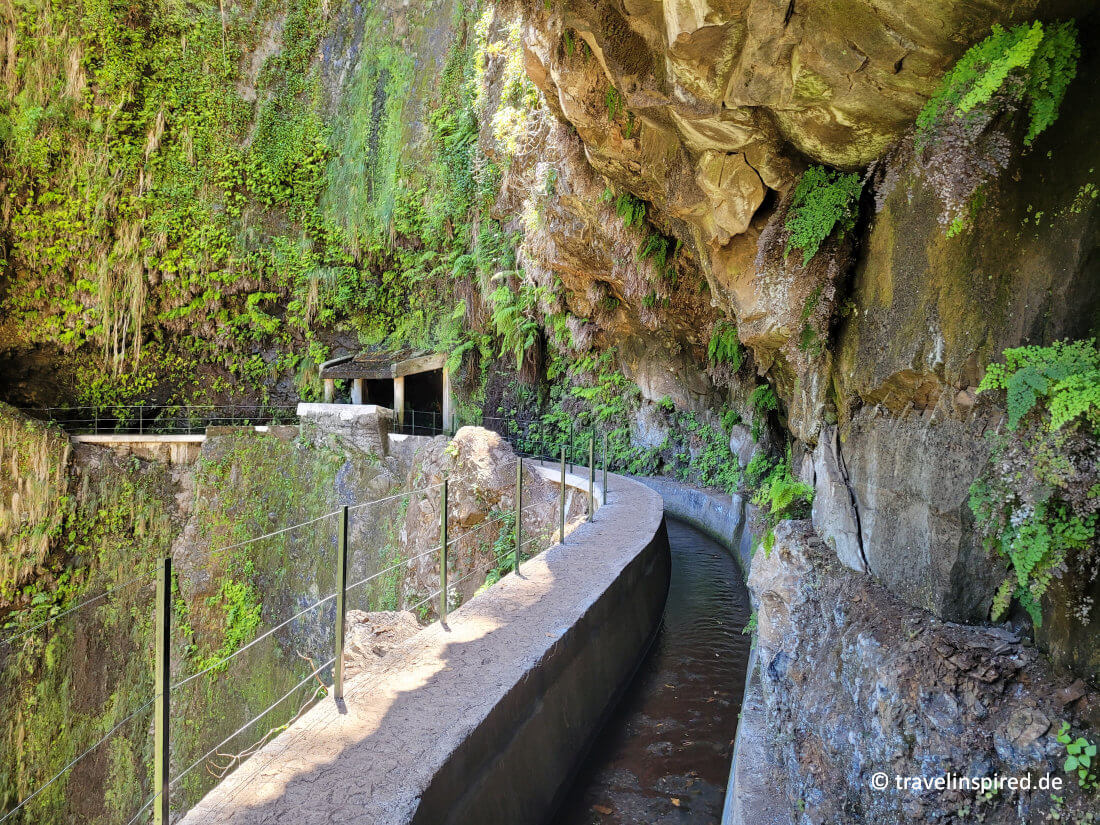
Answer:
178, 470, 668, 825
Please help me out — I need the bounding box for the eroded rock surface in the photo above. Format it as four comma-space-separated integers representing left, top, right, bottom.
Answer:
749, 520, 1100, 824
399, 426, 576, 616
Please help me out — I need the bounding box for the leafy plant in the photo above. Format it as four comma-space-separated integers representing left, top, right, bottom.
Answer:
977, 339, 1100, 431
751, 449, 814, 556
614, 192, 647, 227
605, 87, 623, 121
1057, 722, 1098, 790
970, 340, 1100, 625
749, 384, 779, 441
708, 321, 743, 371
785, 165, 862, 266
916, 21, 1080, 149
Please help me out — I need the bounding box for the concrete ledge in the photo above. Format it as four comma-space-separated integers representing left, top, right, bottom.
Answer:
179, 470, 668, 825
296, 402, 394, 420
71, 434, 207, 465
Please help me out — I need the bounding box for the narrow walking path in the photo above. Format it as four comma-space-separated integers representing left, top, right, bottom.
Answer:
178, 470, 669, 825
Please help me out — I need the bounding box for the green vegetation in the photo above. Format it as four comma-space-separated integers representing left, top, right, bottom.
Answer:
970, 341, 1100, 625
1057, 722, 1098, 790
751, 449, 814, 556
785, 166, 862, 266
0, 0, 540, 405
749, 384, 778, 441
916, 21, 1080, 148
708, 321, 743, 371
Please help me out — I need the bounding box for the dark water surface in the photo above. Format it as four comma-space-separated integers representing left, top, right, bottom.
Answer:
552, 518, 753, 825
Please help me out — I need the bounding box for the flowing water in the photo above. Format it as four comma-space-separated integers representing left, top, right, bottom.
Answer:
553, 517, 753, 825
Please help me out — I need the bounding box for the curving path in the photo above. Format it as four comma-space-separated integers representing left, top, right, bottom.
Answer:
179, 467, 670, 825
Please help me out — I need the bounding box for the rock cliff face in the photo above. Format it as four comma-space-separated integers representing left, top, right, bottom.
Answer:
749, 522, 1099, 824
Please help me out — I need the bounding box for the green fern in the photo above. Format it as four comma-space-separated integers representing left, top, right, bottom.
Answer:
917, 21, 1079, 148
614, 192, 646, 227
784, 166, 862, 266
707, 321, 742, 371
605, 87, 623, 121
971, 338, 1100, 626
978, 339, 1100, 431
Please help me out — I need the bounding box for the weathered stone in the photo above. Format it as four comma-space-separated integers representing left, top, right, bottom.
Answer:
694, 150, 765, 243
344, 609, 423, 677
811, 425, 866, 573
399, 427, 569, 616
743, 521, 1099, 824
841, 408, 999, 622
727, 423, 757, 469
833, 70, 1100, 417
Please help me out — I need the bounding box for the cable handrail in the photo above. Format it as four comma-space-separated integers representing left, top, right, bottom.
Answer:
0, 570, 155, 649
170, 657, 336, 791
206, 509, 341, 556
345, 545, 442, 595
1, 410, 608, 822
171, 594, 338, 692
347, 481, 444, 511
0, 695, 156, 824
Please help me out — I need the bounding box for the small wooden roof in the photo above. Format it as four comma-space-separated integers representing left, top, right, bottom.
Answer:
320, 351, 446, 380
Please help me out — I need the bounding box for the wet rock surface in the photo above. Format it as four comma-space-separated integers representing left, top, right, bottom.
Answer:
747, 520, 1100, 824
554, 518, 751, 825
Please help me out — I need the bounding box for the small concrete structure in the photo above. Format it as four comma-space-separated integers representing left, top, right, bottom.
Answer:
319, 351, 452, 429
297, 402, 392, 456
178, 469, 668, 825
70, 434, 205, 465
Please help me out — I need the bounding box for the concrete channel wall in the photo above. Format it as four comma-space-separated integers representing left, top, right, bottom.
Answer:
632, 477, 789, 825
179, 469, 670, 825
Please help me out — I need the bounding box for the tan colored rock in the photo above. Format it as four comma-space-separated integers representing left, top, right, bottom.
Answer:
695, 151, 765, 242
343, 609, 423, 677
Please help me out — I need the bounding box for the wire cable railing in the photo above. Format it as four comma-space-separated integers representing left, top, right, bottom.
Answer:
19, 404, 300, 436
0, 571, 153, 650
0, 418, 609, 825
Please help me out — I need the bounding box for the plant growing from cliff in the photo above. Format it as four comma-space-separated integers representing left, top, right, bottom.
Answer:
749, 384, 779, 441
916, 21, 1079, 150
970, 340, 1100, 625
708, 321, 743, 371
605, 87, 623, 121
784, 166, 862, 266
914, 21, 1079, 236
613, 191, 647, 228
751, 449, 814, 556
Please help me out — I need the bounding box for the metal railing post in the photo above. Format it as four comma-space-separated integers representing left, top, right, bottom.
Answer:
334, 505, 349, 701
411, 409, 416, 435
602, 432, 608, 505
559, 447, 566, 544
139, 404, 143, 436
440, 479, 449, 623
452, 412, 457, 435
515, 457, 523, 572
154, 558, 171, 825
588, 435, 595, 521
568, 423, 574, 473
